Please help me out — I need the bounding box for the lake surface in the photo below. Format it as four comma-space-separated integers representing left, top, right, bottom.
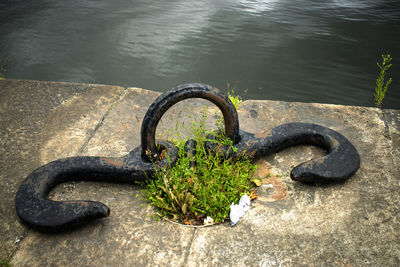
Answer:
1, 0, 399, 108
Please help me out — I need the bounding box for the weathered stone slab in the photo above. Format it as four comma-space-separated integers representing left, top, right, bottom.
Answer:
186, 101, 400, 266
12, 87, 221, 266
0, 79, 124, 260
4, 81, 400, 266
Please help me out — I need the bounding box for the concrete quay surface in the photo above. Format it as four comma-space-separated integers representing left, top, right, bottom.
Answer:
0, 79, 399, 266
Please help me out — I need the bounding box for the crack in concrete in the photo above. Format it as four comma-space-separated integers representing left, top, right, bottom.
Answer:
380, 109, 400, 188
7, 228, 29, 262
380, 109, 398, 165
77, 87, 129, 155
380, 110, 392, 140
183, 228, 198, 266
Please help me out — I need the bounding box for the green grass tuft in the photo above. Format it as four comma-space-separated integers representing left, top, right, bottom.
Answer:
142, 100, 258, 225
374, 54, 392, 108
0, 259, 12, 267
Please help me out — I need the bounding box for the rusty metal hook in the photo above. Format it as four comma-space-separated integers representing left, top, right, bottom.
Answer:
205, 123, 360, 183
15, 142, 178, 232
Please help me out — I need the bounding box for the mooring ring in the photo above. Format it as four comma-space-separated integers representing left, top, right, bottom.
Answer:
140, 83, 240, 161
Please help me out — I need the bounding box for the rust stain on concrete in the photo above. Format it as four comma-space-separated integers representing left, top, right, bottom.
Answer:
120, 122, 130, 130
256, 160, 288, 202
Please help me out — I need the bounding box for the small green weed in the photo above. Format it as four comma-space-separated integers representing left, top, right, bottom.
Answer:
215, 83, 243, 133
374, 54, 392, 108
228, 91, 242, 109
0, 60, 6, 81
142, 98, 258, 225
0, 259, 12, 267
226, 81, 243, 109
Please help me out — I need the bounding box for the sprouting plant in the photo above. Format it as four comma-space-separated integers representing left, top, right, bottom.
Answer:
226, 81, 243, 109
0, 59, 7, 81
374, 54, 392, 108
228, 91, 242, 110
0, 259, 12, 267
215, 82, 243, 133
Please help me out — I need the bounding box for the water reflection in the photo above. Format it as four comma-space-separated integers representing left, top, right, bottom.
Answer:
0, 0, 399, 108
117, 1, 217, 77
237, 0, 280, 14
332, 0, 378, 9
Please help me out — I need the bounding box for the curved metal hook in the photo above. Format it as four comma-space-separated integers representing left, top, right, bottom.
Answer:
206, 123, 360, 183
15, 142, 178, 232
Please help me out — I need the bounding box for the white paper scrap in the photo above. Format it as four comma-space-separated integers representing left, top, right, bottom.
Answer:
229, 194, 250, 226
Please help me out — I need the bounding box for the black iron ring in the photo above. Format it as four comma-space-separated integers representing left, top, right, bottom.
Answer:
141, 83, 240, 161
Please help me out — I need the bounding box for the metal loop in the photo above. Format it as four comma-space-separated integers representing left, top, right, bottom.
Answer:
140, 83, 240, 161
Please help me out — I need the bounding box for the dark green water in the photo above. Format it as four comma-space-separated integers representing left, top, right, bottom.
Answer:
1, 0, 399, 108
